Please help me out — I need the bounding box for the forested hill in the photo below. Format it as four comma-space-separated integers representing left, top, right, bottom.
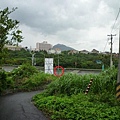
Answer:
53, 44, 75, 51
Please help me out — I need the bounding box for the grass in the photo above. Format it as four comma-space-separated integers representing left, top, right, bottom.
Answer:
0, 64, 57, 94
33, 93, 120, 120
21, 72, 57, 90
1, 64, 120, 119
32, 66, 120, 120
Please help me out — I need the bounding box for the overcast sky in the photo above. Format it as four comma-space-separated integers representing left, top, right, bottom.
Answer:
1, 0, 120, 52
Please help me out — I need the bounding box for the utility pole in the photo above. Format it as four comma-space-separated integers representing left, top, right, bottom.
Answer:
29, 46, 36, 66
31, 53, 35, 66
117, 28, 120, 84
107, 34, 116, 67
116, 27, 120, 101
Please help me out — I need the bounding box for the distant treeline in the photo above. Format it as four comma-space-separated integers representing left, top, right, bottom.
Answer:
1, 48, 118, 69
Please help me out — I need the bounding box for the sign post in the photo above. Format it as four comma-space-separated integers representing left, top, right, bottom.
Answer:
54, 66, 64, 77
96, 60, 104, 71
45, 58, 53, 74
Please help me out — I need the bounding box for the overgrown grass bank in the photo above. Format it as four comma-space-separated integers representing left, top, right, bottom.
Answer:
0, 64, 57, 94
33, 93, 120, 120
1, 64, 120, 119
32, 67, 120, 120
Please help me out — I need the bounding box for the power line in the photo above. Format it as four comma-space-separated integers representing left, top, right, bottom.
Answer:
103, 39, 109, 52
111, 8, 120, 34
103, 9, 119, 51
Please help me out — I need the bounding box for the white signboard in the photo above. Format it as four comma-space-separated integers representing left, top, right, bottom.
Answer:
45, 58, 53, 74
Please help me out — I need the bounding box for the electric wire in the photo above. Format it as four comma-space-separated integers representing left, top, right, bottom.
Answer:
103, 39, 109, 52
111, 8, 120, 34
105, 8, 120, 53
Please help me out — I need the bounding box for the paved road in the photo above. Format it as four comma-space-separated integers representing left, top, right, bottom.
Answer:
0, 91, 49, 120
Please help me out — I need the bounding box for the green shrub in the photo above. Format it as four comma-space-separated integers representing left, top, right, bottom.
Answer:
7, 64, 39, 87
22, 72, 57, 90
44, 67, 117, 96
6, 76, 15, 89
32, 67, 119, 120
0, 70, 7, 92
10, 64, 39, 80
43, 73, 97, 96
33, 93, 120, 120
90, 67, 117, 94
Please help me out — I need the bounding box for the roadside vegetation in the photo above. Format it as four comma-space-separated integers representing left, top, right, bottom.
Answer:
0, 63, 120, 119
0, 7, 23, 67
0, 64, 57, 94
32, 67, 120, 120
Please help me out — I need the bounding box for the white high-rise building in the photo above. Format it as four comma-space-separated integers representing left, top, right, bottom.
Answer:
36, 41, 52, 51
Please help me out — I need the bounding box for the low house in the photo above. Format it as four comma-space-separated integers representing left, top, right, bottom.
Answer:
4, 44, 22, 51
55, 48, 61, 54
48, 49, 56, 54
80, 50, 89, 54
48, 48, 61, 54
68, 50, 79, 55
91, 49, 99, 54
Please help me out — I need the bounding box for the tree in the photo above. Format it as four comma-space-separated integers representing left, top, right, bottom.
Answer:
0, 7, 23, 65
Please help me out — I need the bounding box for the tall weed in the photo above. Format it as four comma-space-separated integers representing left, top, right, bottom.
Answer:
44, 73, 96, 96
90, 67, 117, 94
44, 67, 117, 96
22, 72, 56, 90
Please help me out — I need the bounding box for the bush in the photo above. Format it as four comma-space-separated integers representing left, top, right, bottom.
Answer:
6, 76, 15, 89
44, 67, 117, 96
0, 70, 7, 92
33, 93, 120, 120
90, 66, 117, 94
7, 64, 39, 87
10, 64, 39, 80
42, 73, 95, 96
0, 64, 57, 92
32, 67, 119, 119
21, 72, 57, 90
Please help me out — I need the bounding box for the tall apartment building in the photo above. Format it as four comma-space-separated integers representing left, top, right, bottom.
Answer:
36, 41, 52, 51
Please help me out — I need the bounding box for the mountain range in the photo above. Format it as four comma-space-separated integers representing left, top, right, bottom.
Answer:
53, 44, 75, 51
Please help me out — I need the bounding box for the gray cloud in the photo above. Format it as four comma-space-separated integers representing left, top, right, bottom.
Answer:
0, 0, 120, 52
0, 0, 101, 33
